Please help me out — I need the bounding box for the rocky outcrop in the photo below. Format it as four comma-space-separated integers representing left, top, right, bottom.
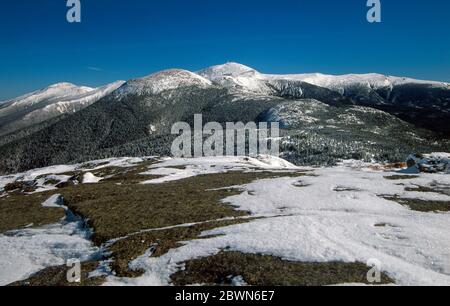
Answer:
406, 153, 450, 174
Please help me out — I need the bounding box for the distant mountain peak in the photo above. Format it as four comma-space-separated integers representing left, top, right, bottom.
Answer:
1, 83, 93, 108
197, 62, 259, 79
0, 81, 125, 136
46, 82, 84, 89
141, 68, 210, 81
116, 69, 212, 96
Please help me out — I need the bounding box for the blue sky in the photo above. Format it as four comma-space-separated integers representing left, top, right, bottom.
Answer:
0, 0, 449, 100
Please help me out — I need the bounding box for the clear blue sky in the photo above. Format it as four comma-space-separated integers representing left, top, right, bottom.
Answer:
0, 0, 449, 100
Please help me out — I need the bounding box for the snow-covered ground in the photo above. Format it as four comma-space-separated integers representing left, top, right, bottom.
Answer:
0, 156, 152, 193
0, 193, 101, 286
1, 156, 449, 286
141, 155, 299, 184
107, 157, 450, 286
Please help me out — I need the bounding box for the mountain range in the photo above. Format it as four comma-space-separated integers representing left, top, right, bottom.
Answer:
0, 62, 449, 174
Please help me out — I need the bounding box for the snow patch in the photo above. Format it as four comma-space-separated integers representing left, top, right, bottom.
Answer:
0, 220, 100, 286
82, 172, 103, 184
107, 161, 450, 286
140, 156, 299, 184
41, 194, 65, 208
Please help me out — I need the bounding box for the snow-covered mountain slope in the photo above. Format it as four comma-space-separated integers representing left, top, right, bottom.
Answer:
113, 69, 212, 98
0, 63, 449, 174
199, 63, 450, 135
257, 99, 442, 165
1, 81, 125, 113
198, 63, 272, 94
0, 81, 125, 136
198, 62, 449, 94
197, 63, 350, 106
267, 72, 449, 93
259, 99, 404, 129
0, 83, 93, 114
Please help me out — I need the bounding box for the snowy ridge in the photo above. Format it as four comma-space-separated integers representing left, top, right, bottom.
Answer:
198, 63, 271, 94
3, 63, 448, 110
22, 81, 125, 119
0, 83, 93, 114
198, 62, 450, 94
198, 62, 260, 79
268, 72, 450, 93
114, 69, 212, 97
2, 62, 447, 134
0, 81, 125, 136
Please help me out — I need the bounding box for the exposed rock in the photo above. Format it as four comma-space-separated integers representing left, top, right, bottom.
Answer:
406, 153, 450, 174
4, 181, 37, 193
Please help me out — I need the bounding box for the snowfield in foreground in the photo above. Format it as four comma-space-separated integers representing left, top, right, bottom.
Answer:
0, 217, 100, 286
0, 156, 449, 286
107, 157, 450, 286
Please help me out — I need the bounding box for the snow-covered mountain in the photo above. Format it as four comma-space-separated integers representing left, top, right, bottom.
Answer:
3, 63, 448, 137
0, 81, 125, 136
197, 63, 273, 94
199, 63, 450, 135
113, 69, 212, 98
270, 72, 449, 93
198, 62, 449, 94
0, 62, 449, 174
0, 83, 92, 113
